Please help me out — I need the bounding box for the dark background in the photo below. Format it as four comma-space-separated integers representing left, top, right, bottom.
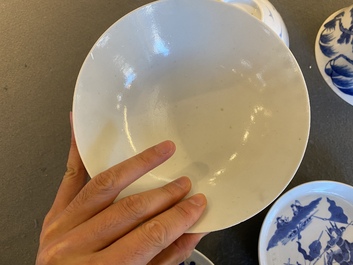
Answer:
1, 0, 353, 264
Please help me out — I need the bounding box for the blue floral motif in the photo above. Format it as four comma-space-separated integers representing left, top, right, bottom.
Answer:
267, 197, 353, 264
319, 7, 353, 96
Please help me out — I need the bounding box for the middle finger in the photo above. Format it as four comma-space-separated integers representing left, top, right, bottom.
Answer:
63, 176, 192, 253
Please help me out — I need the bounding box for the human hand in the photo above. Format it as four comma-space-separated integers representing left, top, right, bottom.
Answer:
36, 123, 207, 265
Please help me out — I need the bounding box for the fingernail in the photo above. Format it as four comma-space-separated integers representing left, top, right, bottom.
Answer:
154, 140, 174, 155
189, 194, 207, 207
173, 176, 191, 190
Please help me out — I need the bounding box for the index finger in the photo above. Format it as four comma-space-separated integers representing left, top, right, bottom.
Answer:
50, 140, 176, 236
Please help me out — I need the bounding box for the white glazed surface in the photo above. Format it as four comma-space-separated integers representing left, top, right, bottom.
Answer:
221, 0, 289, 46
259, 181, 353, 265
73, 0, 310, 233
182, 249, 214, 265
315, 5, 353, 106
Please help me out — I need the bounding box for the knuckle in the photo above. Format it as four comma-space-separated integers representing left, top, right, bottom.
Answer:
62, 170, 121, 215
64, 164, 78, 179
39, 221, 59, 245
133, 153, 154, 169
140, 220, 169, 249
36, 241, 66, 265
119, 194, 148, 220
64, 164, 86, 181
91, 170, 118, 193
42, 211, 55, 228
174, 203, 192, 220
36, 252, 54, 265
65, 192, 86, 213
160, 185, 178, 200
64, 166, 76, 179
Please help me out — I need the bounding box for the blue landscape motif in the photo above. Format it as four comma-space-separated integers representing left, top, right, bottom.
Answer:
267, 197, 353, 264
319, 6, 353, 96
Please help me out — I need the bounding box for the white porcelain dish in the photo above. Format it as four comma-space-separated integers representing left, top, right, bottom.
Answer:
259, 181, 353, 265
315, 5, 353, 106
181, 249, 214, 265
73, 0, 310, 233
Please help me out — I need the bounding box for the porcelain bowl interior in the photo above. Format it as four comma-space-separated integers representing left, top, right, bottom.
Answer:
73, 0, 310, 233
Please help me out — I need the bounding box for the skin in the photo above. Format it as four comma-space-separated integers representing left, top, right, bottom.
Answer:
36, 121, 207, 265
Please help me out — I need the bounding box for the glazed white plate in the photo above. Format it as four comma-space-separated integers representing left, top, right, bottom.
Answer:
181, 249, 214, 265
259, 181, 353, 265
73, 0, 310, 233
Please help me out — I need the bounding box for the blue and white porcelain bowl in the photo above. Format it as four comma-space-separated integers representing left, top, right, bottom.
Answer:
315, 5, 353, 105
221, 0, 289, 46
259, 181, 353, 265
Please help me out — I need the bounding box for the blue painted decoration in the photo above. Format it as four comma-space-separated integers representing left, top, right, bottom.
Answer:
319, 7, 353, 96
325, 54, 353, 95
267, 197, 321, 251
266, 197, 353, 264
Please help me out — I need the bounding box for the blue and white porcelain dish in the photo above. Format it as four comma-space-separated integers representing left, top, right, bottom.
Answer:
258, 181, 353, 265
180, 249, 214, 265
315, 5, 353, 106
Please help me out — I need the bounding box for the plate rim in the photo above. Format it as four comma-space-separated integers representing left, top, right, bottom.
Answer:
184, 249, 214, 265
